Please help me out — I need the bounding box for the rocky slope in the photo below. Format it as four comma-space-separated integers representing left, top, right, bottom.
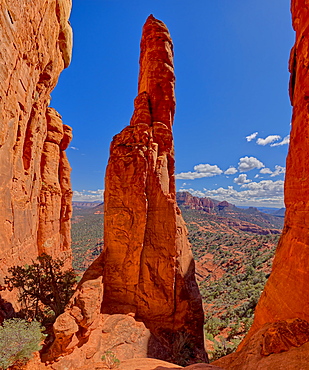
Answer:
46, 15, 207, 368
0, 0, 73, 311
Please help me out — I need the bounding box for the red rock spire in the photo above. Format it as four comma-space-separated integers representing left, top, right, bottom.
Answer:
47, 15, 207, 366
103, 14, 207, 363
137, 15, 175, 129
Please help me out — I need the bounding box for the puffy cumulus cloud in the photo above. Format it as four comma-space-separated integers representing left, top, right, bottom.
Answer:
176, 163, 223, 180
239, 179, 284, 194
259, 168, 273, 175
180, 180, 284, 207
234, 174, 251, 185
238, 156, 264, 172
224, 167, 238, 175
73, 189, 104, 202
193, 164, 223, 175
256, 135, 281, 146
271, 135, 290, 147
246, 132, 258, 142
260, 165, 285, 177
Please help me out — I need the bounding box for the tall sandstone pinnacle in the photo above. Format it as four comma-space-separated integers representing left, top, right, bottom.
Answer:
213, 1, 309, 368
103, 13, 206, 357
47, 15, 207, 367
0, 0, 73, 309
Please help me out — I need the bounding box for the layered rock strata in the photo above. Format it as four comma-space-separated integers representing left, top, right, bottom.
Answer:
0, 0, 73, 298
47, 15, 207, 367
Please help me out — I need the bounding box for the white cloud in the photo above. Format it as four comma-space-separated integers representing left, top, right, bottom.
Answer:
176, 163, 223, 180
193, 164, 223, 175
271, 135, 290, 147
260, 168, 273, 175
238, 156, 264, 172
234, 174, 251, 185
260, 165, 285, 177
73, 189, 104, 202
224, 167, 238, 175
256, 135, 281, 146
246, 132, 258, 142
180, 179, 284, 207
239, 180, 284, 196
69, 146, 79, 150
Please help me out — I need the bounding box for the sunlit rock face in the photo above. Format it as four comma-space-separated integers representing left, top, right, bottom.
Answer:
0, 0, 73, 305
213, 1, 309, 368
47, 15, 207, 367
102, 14, 207, 362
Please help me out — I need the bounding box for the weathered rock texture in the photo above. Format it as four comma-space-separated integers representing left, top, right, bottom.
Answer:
47, 15, 207, 368
0, 0, 73, 302
212, 0, 309, 368
102, 14, 206, 363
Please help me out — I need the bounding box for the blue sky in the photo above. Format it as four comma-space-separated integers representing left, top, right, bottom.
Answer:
51, 0, 294, 207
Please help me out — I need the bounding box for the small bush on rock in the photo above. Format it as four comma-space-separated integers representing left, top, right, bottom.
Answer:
101, 350, 120, 369
0, 318, 44, 369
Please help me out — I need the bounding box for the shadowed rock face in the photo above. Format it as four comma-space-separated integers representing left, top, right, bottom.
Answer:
47, 15, 207, 367
0, 0, 73, 303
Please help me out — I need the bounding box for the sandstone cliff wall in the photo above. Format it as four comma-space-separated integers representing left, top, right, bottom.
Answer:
0, 0, 73, 297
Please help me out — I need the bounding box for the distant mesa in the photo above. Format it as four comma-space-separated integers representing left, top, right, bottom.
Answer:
177, 192, 283, 235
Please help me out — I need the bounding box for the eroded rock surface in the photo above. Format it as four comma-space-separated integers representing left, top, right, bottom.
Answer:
47, 15, 207, 368
0, 0, 73, 306
213, 319, 309, 370
213, 0, 309, 368
102, 14, 206, 363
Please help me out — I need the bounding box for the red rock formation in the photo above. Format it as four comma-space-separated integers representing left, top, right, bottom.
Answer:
177, 191, 215, 213
103, 14, 206, 363
47, 15, 207, 368
0, 0, 73, 303
212, 0, 309, 368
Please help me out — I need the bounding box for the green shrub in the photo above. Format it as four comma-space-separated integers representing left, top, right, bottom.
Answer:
5, 254, 77, 322
101, 350, 120, 369
0, 318, 44, 369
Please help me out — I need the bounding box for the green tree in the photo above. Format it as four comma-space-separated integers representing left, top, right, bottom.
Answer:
5, 254, 77, 321
0, 318, 44, 369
